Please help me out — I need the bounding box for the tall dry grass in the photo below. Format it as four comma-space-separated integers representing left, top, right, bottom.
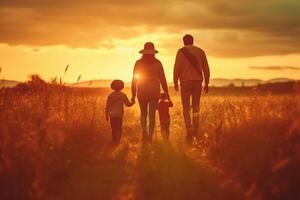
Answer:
0, 76, 299, 200
206, 94, 300, 200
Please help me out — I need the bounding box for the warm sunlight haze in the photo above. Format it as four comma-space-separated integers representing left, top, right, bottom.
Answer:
0, 0, 300, 82
1, 1, 299, 200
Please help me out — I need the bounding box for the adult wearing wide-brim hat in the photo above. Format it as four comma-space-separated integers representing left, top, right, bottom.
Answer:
131, 42, 169, 142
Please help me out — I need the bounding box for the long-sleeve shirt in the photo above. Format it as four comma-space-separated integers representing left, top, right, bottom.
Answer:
157, 100, 173, 123
173, 45, 210, 85
105, 91, 133, 118
131, 58, 168, 100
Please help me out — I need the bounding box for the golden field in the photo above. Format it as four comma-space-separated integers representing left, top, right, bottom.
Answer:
0, 77, 299, 200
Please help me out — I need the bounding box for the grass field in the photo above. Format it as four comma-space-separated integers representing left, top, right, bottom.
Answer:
0, 78, 299, 200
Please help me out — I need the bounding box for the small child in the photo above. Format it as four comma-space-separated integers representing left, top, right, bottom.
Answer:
157, 92, 173, 140
105, 80, 134, 145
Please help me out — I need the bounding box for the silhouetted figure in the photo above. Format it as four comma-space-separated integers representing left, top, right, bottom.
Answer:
157, 92, 173, 140
173, 34, 210, 143
131, 42, 169, 143
106, 80, 134, 145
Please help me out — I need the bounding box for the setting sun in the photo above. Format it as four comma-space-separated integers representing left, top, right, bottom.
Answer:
134, 74, 140, 79
0, 0, 299, 83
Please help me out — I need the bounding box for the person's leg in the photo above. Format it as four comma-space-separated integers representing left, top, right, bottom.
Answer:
165, 119, 170, 140
148, 99, 158, 141
161, 119, 170, 140
160, 123, 167, 140
138, 99, 148, 141
110, 117, 117, 144
115, 117, 123, 145
181, 83, 193, 141
191, 82, 202, 138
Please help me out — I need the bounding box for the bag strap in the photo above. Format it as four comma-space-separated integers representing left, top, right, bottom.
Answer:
180, 47, 201, 75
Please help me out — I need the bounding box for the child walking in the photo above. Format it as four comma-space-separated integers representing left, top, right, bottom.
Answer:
157, 92, 173, 140
105, 80, 134, 145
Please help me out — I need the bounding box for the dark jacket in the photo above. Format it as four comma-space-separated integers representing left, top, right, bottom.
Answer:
157, 99, 173, 122
105, 91, 133, 118
173, 45, 210, 85
131, 57, 168, 100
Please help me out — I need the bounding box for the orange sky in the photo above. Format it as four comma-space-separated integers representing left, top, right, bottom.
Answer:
0, 0, 300, 82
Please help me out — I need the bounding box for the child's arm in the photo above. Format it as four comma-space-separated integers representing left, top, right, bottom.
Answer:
123, 94, 134, 107
166, 94, 173, 107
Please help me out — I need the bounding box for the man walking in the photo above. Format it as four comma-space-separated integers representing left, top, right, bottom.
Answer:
173, 34, 210, 143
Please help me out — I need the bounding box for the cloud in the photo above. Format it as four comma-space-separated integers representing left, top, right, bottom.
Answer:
0, 0, 299, 57
248, 66, 300, 71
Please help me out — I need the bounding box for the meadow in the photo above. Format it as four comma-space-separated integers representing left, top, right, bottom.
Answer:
0, 76, 299, 200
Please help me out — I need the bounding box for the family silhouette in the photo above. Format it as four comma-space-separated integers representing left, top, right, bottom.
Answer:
105, 34, 210, 145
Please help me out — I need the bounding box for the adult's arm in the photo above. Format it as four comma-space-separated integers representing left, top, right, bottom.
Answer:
131, 61, 138, 98
168, 101, 174, 107
159, 61, 169, 94
201, 50, 210, 85
105, 96, 110, 120
173, 50, 182, 86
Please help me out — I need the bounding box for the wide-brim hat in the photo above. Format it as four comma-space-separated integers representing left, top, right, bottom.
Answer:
111, 79, 124, 91
139, 42, 159, 54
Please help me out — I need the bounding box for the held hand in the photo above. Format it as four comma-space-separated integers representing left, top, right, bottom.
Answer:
167, 96, 174, 107
166, 94, 171, 101
167, 94, 172, 102
204, 84, 209, 94
174, 84, 179, 92
131, 96, 136, 104
166, 93, 170, 99
130, 100, 135, 106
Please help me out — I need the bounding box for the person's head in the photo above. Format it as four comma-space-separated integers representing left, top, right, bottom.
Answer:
160, 92, 169, 100
139, 42, 158, 60
183, 34, 193, 46
111, 79, 124, 91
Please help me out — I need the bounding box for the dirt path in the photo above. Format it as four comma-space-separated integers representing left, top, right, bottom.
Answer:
57, 140, 245, 200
